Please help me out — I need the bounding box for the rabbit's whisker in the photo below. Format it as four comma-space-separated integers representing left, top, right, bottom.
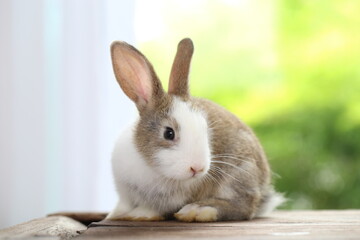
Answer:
212, 154, 255, 160
211, 160, 253, 178
212, 156, 248, 163
211, 166, 245, 185
212, 155, 258, 167
210, 166, 254, 192
207, 120, 221, 128
205, 170, 222, 187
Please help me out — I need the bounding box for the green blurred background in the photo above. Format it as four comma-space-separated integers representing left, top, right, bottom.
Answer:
137, 0, 360, 209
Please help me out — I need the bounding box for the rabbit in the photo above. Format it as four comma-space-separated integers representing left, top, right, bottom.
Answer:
106, 38, 284, 222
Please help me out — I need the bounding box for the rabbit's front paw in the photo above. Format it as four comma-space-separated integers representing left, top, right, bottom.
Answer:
106, 201, 132, 220
118, 206, 164, 221
174, 203, 218, 222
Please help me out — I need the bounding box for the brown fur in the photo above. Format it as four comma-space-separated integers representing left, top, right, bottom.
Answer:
168, 38, 194, 99
134, 96, 175, 167
185, 98, 271, 220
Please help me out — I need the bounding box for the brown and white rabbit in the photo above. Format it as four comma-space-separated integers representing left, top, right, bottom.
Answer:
106, 38, 284, 222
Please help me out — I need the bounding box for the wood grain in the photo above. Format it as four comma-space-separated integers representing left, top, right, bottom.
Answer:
77, 210, 360, 240
2, 210, 359, 239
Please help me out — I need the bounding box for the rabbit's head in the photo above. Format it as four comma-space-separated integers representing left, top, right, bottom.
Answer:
111, 39, 211, 181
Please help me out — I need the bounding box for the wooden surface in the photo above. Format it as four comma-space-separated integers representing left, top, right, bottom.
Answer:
77, 210, 360, 240
1, 210, 359, 239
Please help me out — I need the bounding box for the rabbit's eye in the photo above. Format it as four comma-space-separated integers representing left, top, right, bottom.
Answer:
164, 127, 175, 140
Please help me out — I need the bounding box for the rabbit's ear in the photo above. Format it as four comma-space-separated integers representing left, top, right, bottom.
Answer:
111, 41, 164, 110
168, 38, 194, 99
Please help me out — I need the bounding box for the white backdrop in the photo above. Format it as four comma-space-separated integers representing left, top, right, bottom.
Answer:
0, 0, 137, 228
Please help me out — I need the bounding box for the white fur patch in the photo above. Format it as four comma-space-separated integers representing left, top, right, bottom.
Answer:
126, 206, 161, 219
110, 206, 164, 221
175, 204, 218, 222
106, 200, 133, 220
107, 204, 163, 221
155, 98, 211, 180
256, 192, 286, 217
111, 124, 160, 195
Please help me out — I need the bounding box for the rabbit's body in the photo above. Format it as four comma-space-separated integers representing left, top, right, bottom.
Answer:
107, 39, 283, 222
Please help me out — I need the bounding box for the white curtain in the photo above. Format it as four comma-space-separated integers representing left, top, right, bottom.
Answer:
0, 0, 136, 228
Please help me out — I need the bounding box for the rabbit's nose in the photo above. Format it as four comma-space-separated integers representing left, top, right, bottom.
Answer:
190, 166, 204, 176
